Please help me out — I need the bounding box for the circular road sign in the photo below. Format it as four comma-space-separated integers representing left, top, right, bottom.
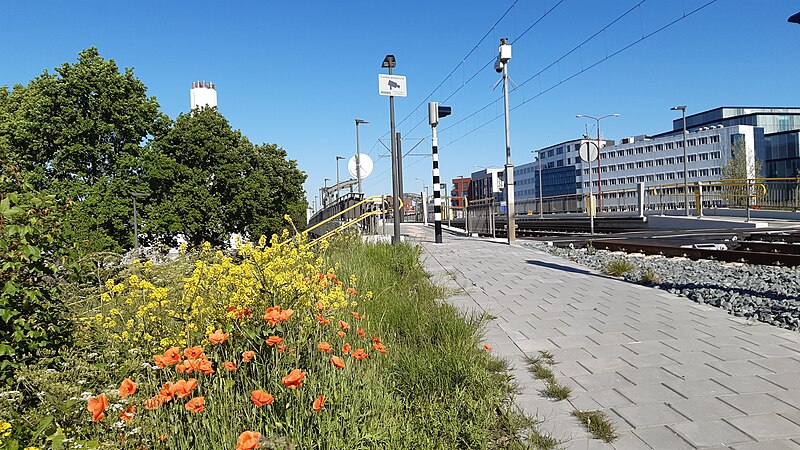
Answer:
579, 141, 599, 163
348, 154, 374, 179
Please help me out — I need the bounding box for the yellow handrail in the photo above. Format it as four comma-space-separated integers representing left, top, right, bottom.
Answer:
306, 195, 385, 235
310, 209, 387, 245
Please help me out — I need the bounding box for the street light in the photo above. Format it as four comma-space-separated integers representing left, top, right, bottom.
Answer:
131, 192, 148, 257
383, 54, 401, 244
671, 106, 689, 216
415, 177, 429, 226
531, 149, 545, 218
335, 156, 345, 201
322, 178, 331, 208
354, 119, 369, 194
495, 38, 516, 244
576, 113, 620, 211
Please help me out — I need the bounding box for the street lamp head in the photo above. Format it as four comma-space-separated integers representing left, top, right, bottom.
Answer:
131, 192, 149, 198
789, 12, 800, 24
575, 114, 584, 118
381, 54, 396, 68
671, 105, 687, 111
336, 156, 345, 161
355, 119, 369, 125
611, 113, 621, 117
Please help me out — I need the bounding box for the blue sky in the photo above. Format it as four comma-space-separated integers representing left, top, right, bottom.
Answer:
2, 1, 800, 205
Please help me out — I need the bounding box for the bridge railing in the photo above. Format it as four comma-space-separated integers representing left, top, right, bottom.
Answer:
307, 194, 388, 237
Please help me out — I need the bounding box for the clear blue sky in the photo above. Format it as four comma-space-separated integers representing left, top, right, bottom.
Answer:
2, 1, 799, 205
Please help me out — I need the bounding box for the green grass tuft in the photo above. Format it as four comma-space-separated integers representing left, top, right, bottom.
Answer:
602, 258, 636, 277
572, 410, 619, 443
541, 381, 572, 401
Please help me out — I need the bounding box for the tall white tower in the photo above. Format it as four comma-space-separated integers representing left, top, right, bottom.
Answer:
190, 80, 218, 110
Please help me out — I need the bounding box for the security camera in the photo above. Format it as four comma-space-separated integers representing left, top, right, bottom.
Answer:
495, 57, 504, 73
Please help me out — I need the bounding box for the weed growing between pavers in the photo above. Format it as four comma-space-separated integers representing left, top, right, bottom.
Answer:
523, 352, 571, 402
571, 410, 618, 443
541, 381, 571, 401
602, 258, 636, 277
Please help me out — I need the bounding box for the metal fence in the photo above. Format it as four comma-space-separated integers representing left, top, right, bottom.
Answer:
464, 197, 496, 237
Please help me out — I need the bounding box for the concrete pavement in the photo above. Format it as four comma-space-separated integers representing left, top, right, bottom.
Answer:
401, 223, 800, 449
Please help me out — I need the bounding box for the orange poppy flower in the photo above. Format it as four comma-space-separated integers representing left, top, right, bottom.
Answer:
327, 273, 337, 280
483, 344, 493, 351
87, 393, 108, 422
159, 435, 168, 442
347, 288, 358, 295
315, 301, 326, 310
158, 383, 174, 402
222, 361, 238, 371
242, 351, 255, 362
352, 349, 368, 361
264, 306, 294, 326
153, 354, 167, 368
183, 346, 204, 360
208, 329, 229, 344
338, 320, 350, 331
317, 341, 332, 353
144, 396, 163, 410
357, 328, 366, 338
276, 344, 287, 353
119, 378, 136, 399
250, 390, 274, 407
236, 431, 262, 450
169, 378, 198, 399
350, 311, 361, 320
281, 369, 306, 389
372, 335, 382, 344
337, 331, 346, 338
266, 336, 283, 347
313, 395, 325, 413
120, 405, 135, 422
331, 356, 345, 369
176, 360, 193, 374
154, 347, 181, 367
316, 313, 331, 325
342, 343, 351, 354
195, 358, 215, 375
185, 396, 205, 413
373, 342, 387, 354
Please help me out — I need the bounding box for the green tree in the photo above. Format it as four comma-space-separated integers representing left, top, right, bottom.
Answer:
143, 107, 306, 247
0, 47, 163, 252
721, 137, 761, 180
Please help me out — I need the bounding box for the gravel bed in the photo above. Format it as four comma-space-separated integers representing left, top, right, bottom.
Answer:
524, 242, 800, 332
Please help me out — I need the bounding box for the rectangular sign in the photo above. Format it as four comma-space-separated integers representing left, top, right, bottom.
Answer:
378, 74, 407, 97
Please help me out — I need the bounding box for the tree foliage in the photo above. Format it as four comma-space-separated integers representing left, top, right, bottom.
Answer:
721, 137, 761, 180
0, 47, 163, 252
0, 167, 71, 383
143, 108, 306, 247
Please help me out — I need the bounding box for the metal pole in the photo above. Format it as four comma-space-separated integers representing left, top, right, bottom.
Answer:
597, 118, 603, 211
388, 68, 401, 244
538, 152, 543, 218
355, 120, 364, 194
502, 62, 516, 244
396, 132, 404, 223
682, 109, 689, 216
588, 158, 595, 235
335, 157, 340, 201
431, 124, 443, 243
133, 197, 139, 257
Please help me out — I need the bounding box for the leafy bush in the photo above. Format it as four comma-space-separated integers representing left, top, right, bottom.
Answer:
0, 168, 72, 384
602, 259, 635, 277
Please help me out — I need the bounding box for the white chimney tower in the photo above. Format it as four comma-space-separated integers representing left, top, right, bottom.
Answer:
190, 80, 218, 110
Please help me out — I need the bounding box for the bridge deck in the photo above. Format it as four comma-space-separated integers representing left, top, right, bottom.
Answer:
402, 223, 800, 449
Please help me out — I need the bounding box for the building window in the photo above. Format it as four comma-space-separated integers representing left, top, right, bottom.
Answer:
656, 173, 665, 181
666, 142, 674, 150
557, 160, 564, 167
627, 162, 635, 170
617, 150, 624, 157
655, 159, 664, 166
626, 148, 634, 155
688, 154, 697, 162
645, 160, 654, 167
688, 139, 697, 147
711, 135, 720, 143
636, 175, 645, 182
567, 157, 572, 164
699, 168, 710, 176
677, 156, 684, 163
617, 164, 625, 170
656, 144, 664, 151
646, 145, 653, 152
711, 167, 721, 176
584, 168, 590, 175
666, 157, 676, 164
636, 147, 644, 154
627, 177, 635, 183
711, 151, 721, 159
699, 137, 708, 145
699, 153, 709, 161
556, 147, 564, 155
646, 174, 655, 182
548, 150, 554, 157
636, 161, 645, 168
676, 141, 683, 148
689, 170, 698, 177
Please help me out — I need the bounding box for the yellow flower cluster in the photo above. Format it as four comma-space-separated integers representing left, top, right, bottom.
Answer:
92, 232, 361, 351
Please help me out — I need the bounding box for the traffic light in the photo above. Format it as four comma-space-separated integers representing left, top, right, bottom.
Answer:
428, 102, 452, 126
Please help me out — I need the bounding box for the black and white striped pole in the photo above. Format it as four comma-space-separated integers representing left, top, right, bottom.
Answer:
428, 102, 451, 244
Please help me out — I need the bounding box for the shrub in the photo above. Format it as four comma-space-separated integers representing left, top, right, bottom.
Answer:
0, 168, 72, 385
602, 259, 635, 277
639, 267, 663, 285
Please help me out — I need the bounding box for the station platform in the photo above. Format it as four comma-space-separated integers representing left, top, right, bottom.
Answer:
401, 223, 800, 449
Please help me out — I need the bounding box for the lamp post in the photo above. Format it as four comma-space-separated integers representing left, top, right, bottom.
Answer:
335, 156, 345, 201
495, 38, 516, 244
383, 54, 401, 244
671, 105, 689, 216
532, 149, 545, 218
132, 192, 148, 257
355, 119, 369, 194
323, 178, 330, 208
576, 113, 620, 211
314, 195, 319, 212
415, 177, 429, 226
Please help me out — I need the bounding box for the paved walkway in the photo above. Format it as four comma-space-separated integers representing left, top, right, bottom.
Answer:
401, 223, 800, 450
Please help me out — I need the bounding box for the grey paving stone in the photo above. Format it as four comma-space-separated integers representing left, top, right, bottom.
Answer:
590, 389, 636, 408
775, 389, 800, 410
718, 392, 800, 415
616, 366, 683, 386
613, 403, 690, 429
726, 413, 800, 441
583, 344, 638, 360
706, 359, 777, 376
620, 352, 678, 369
667, 396, 745, 421
730, 440, 800, 450
616, 384, 685, 404
663, 379, 737, 398
670, 419, 754, 447
703, 346, 763, 361
661, 362, 728, 380
572, 372, 635, 391
760, 372, 800, 390
608, 431, 652, 450
579, 357, 635, 374
713, 374, 788, 394
632, 425, 695, 450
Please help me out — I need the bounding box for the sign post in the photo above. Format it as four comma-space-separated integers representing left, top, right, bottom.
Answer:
579, 141, 599, 235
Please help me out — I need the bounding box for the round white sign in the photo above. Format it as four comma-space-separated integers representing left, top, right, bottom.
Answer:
348, 154, 374, 179
578, 142, 599, 163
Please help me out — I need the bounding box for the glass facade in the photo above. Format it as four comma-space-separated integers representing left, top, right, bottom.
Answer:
765, 131, 800, 178
676, 107, 800, 134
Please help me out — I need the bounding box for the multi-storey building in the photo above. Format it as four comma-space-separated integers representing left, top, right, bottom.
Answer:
450, 177, 471, 207
468, 168, 504, 203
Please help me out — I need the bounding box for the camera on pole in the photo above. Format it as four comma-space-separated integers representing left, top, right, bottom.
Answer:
428, 102, 452, 244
